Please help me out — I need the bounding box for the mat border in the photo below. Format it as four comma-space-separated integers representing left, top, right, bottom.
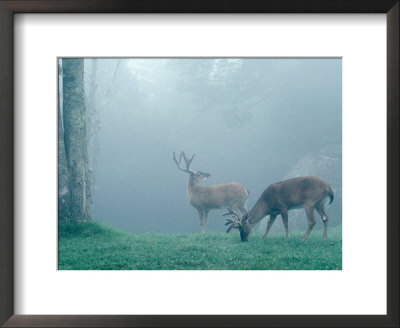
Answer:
0, 1, 398, 327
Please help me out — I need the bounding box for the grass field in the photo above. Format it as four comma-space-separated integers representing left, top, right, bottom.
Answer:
58, 222, 342, 270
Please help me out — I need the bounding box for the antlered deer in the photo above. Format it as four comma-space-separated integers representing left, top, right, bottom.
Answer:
224, 176, 334, 242
173, 151, 249, 233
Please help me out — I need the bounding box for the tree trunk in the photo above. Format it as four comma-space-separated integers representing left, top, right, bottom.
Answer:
58, 73, 69, 221
62, 58, 91, 222
86, 59, 98, 200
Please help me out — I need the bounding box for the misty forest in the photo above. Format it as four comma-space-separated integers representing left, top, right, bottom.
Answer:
58, 58, 342, 270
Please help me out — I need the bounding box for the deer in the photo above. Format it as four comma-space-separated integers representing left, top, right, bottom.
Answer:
173, 151, 249, 233
224, 176, 334, 242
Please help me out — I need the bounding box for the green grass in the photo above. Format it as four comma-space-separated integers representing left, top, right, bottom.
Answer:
58, 222, 342, 270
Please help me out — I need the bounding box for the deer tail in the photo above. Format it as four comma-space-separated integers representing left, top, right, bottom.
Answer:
327, 186, 334, 204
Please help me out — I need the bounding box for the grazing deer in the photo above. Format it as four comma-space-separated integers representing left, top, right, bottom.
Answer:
224, 176, 334, 242
173, 151, 249, 233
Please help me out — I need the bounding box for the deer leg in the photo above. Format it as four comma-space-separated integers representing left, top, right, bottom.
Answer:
197, 208, 205, 233
316, 204, 329, 240
322, 220, 328, 241
281, 209, 290, 238
302, 205, 316, 241
204, 209, 209, 231
263, 215, 277, 240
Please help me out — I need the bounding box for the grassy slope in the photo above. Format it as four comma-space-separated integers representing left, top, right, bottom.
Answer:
58, 222, 342, 270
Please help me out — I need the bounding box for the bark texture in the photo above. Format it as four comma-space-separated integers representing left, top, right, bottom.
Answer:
61, 58, 91, 222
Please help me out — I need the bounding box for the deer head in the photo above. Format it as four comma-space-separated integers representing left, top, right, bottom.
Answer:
173, 151, 210, 185
224, 208, 252, 242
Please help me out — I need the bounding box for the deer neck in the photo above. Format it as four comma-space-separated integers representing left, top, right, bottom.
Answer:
187, 176, 198, 199
248, 200, 269, 225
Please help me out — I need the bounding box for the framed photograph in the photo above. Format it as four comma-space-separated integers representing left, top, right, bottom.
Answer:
57, 56, 342, 270
0, 1, 398, 327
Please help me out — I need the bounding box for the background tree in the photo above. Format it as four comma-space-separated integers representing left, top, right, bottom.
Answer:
60, 58, 91, 222
58, 66, 69, 221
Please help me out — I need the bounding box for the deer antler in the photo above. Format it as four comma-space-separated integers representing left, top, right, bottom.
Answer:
223, 207, 241, 219
223, 207, 243, 233
173, 151, 195, 173
180, 151, 195, 171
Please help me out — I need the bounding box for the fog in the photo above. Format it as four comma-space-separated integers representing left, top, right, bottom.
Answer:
86, 58, 342, 234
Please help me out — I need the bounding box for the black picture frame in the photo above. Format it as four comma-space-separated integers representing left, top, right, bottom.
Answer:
0, 1, 398, 327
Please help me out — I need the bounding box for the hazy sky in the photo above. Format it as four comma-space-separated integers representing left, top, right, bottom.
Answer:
84, 58, 342, 233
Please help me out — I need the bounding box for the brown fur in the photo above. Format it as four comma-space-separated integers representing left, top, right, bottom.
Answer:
174, 151, 249, 233
237, 176, 333, 241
